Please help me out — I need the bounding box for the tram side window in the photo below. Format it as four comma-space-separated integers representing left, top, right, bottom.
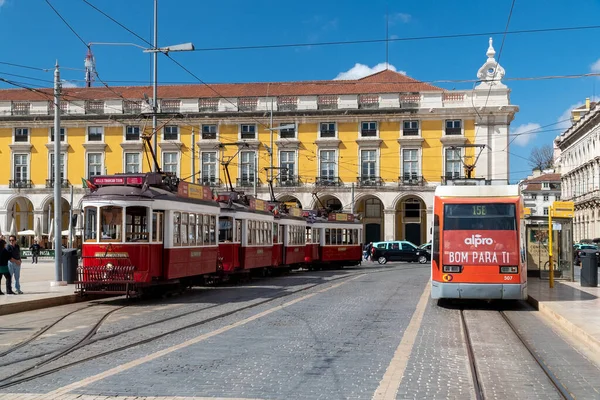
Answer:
189, 214, 196, 244
219, 216, 233, 242
196, 214, 203, 245
173, 212, 181, 246
210, 215, 216, 245
235, 219, 242, 243
125, 206, 149, 242
353, 229, 359, 245
273, 223, 279, 243
325, 228, 331, 245
181, 213, 189, 245
100, 206, 122, 241
305, 227, 312, 243
203, 215, 210, 244
312, 228, 321, 244
152, 212, 163, 243
84, 207, 97, 241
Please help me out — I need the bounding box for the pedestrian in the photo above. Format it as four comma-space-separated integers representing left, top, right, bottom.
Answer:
0, 239, 14, 295
7, 235, 23, 294
29, 240, 41, 264
364, 242, 373, 261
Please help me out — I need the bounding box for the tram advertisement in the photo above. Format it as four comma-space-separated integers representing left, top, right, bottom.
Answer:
442, 230, 518, 265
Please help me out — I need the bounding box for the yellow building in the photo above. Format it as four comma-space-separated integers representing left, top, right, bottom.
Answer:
0, 39, 517, 245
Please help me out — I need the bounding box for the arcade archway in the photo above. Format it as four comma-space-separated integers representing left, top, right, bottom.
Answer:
395, 196, 427, 245
355, 196, 383, 243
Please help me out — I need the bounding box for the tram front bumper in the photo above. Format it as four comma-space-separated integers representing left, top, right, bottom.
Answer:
431, 281, 527, 300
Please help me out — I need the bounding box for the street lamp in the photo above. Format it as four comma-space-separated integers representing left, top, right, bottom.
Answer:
88, 1, 194, 172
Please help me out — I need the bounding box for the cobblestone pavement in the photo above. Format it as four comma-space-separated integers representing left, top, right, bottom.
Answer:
1, 264, 599, 400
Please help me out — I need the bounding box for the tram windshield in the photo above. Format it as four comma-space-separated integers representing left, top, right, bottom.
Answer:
84, 207, 97, 241
100, 206, 123, 241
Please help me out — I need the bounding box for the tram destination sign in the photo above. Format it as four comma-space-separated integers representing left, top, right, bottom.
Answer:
177, 181, 213, 201
328, 213, 355, 222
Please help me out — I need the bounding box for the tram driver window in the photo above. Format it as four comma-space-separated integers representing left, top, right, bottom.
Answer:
125, 206, 148, 242
152, 212, 163, 243
219, 217, 233, 242
84, 207, 97, 241
100, 206, 122, 242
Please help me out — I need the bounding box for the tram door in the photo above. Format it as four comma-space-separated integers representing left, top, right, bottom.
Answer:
153, 211, 165, 277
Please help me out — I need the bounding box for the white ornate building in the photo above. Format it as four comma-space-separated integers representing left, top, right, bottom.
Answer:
554, 98, 600, 241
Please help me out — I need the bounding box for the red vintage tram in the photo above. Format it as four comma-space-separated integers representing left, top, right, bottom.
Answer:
271, 204, 306, 271
77, 173, 220, 296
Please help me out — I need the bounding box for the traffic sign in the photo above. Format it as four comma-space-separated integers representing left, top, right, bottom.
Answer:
551, 201, 574, 218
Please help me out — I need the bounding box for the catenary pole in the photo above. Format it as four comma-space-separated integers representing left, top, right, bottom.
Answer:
53, 61, 64, 284
152, 0, 159, 171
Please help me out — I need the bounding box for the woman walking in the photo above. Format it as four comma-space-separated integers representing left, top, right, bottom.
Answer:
0, 239, 14, 295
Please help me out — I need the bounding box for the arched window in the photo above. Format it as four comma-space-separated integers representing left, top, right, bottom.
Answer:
365, 198, 382, 218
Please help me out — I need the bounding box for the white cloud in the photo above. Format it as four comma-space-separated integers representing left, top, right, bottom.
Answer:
390, 12, 411, 24
0, 0, 5, 7
592, 58, 600, 73
510, 123, 542, 147
61, 80, 78, 88
333, 62, 406, 80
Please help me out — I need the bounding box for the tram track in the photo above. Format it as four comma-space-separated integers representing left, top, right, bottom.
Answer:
460, 307, 575, 400
0, 264, 410, 389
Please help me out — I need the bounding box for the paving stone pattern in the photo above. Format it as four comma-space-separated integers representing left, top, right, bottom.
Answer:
69, 268, 429, 399
396, 300, 475, 400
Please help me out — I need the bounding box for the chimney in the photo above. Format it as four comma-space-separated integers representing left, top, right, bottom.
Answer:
532, 168, 541, 178
586, 97, 590, 110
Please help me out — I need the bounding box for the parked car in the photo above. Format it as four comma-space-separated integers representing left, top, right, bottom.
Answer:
371, 240, 430, 264
419, 242, 432, 252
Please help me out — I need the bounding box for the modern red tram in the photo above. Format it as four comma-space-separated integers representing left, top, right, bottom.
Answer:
77, 173, 220, 295
431, 185, 527, 300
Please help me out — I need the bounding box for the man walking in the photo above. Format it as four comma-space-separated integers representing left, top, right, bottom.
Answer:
30, 240, 41, 264
7, 235, 23, 294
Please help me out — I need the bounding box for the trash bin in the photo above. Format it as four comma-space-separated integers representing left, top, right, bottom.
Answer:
580, 251, 599, 287
62, 248, 78, 284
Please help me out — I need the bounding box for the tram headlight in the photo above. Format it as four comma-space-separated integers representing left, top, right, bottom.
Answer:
500, 266, 518, 274
105, 263, 114, 271
443, 265, 462, 273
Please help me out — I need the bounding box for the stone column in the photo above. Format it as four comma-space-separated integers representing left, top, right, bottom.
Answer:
383, 209, 396, 241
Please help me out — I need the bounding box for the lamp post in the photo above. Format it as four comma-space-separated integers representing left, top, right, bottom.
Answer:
88, 0, 194, 170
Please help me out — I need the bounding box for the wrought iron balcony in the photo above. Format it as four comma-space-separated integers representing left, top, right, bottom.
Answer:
9, 179, 33, 189
315, 176, 343, 187
276, 177, 301, 187
399, 175, 424, 186
357, 176, 384, 187
445, 127, 461, 136
441, 175, 462, 185
201, 177, 222, 187
45, 179, 70, 188
236, 177, 261, 187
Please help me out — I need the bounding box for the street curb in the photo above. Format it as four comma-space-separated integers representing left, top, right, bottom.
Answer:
0, 293, 111, 316
527, 294, 600, 357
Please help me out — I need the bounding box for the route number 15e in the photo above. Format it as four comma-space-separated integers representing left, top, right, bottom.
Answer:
472, 205, 487, 216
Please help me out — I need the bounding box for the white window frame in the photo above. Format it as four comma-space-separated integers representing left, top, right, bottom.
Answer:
48, 152, 67, 183
201, 124, 218, 140
14, 127, 30, 143
87, 126, 104, 142
200, 151, 218, 185
239, 151, 256, 184
124, 125, 142, 141
49, 127, 66, 142
401, 120, 420, 137
86, 152, 104, 179
279, 122, 296, 139
279, 150, 297, 180
444, 147, 463, 178
12, 153, 29, 182
319, 122, 337, 138
543, 207, 549, 216
360, 121, 378, 138
360, 149, 378, 178
319, 149, 337, 179
162, 151, 180, 177
444, 119, 463, 136
163, 125, 179, 141
401, 148, 421, 179
239, 124, 256, 140
124, 152, 142, 173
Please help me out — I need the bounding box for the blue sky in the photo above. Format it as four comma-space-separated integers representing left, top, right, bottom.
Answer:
1, 0, 599, 183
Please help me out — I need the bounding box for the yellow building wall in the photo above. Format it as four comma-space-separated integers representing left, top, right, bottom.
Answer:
297, 123, 318, 182
379, 121, 400, 183
464, 119, 476, 175
421, 120, 443, 182
30, 127, 48, 185
337, 122, 359, 183
0, 128, 10, 185
67, 127, 86, 181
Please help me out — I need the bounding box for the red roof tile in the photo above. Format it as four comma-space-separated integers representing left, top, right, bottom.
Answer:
0, 70, 443, 102
524, 173, 561, 183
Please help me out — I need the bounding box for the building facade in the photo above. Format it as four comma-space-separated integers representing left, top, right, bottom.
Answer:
520, 170, 561, 218
555, 98, 600, 241
0, 39, 517, 246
